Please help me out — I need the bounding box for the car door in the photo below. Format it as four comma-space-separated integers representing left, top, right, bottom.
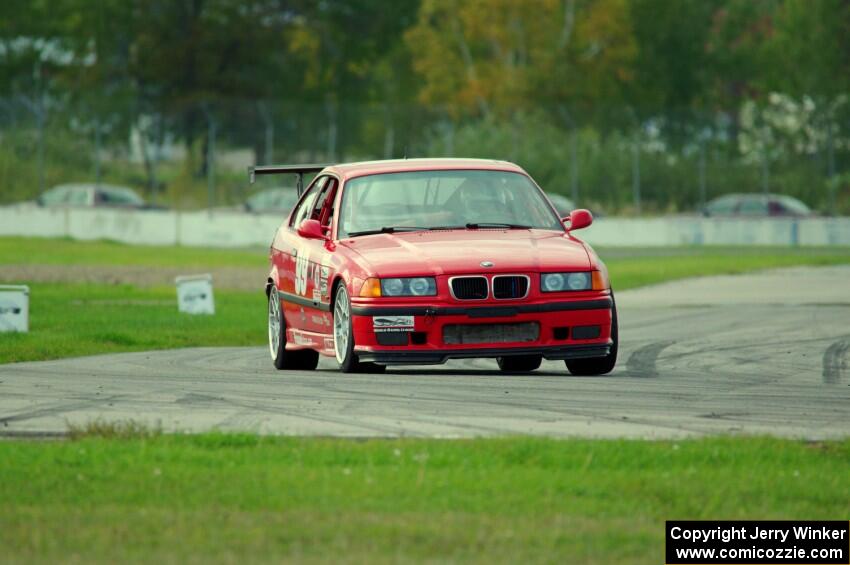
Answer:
279, 175, 339, 337
296, 176, 340, 335
277, 177, 324, 335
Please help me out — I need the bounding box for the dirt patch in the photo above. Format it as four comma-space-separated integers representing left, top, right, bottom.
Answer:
0, 264, 267, 291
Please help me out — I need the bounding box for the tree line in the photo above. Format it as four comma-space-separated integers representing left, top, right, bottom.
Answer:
1, 0, 848, 212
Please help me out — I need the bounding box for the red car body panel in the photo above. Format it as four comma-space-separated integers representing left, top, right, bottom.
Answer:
341, 230, 592, 274
266, 159, 613, 365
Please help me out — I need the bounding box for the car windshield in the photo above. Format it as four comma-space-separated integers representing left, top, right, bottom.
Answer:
100, 186, 145, 205
777, 196, 811, 215
338, 170, 562, 237
40, 186, 70, 205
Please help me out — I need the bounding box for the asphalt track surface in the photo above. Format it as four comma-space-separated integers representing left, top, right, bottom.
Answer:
1, 266, 848, 439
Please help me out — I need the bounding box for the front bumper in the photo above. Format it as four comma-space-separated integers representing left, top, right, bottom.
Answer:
351, 295, 614, 365
356, 344, 611, 365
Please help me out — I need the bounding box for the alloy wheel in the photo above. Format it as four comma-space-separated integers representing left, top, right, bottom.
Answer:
333, 285, 351, 364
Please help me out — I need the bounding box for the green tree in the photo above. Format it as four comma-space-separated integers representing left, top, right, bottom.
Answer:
406, 0, 636, 123
628, 0, 717, 129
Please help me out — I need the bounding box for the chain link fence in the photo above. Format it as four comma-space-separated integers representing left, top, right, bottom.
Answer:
1, 96, 847, 215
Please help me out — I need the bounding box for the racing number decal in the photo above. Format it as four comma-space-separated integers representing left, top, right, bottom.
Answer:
294, 248, 329, 301
294, 249, 311, 296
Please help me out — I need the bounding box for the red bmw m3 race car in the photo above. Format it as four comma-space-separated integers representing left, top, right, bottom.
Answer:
254, 158, 617, 375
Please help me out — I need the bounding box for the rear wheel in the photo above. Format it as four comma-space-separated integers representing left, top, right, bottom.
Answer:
268, 285, 319, 371
565, 299, 618, 376
497, 355, 542, 372
333, 283, 385, 374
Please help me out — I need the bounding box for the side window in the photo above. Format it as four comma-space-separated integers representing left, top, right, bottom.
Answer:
309, 182, 329, 221
289, 176, 327, 228
310, 177, 338, 228
707, 196, 736, 215
738, 197, 767, 216
319, 178, 339, 228
68, 188, 92, 206
768, 200, 783, 215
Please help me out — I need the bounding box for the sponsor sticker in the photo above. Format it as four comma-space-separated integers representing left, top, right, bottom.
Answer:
373, 315, 414, 333
292, 333, 313, 346
320, 266, 330, 297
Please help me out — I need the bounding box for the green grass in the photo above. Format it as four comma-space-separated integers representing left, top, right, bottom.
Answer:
0, 283, 264, 364
2, 237, 850, 363
2, 240, 849, 562
3, 237, 850, 286
601, 245, 850, 290
0, 434, 847, 564
0, 236, 265, 268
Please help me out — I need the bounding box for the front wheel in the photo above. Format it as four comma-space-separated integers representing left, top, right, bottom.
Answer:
333, 283, 385, 374
497, 355, 542, 372
565, 299, 618, 376
268, 285, 318, 371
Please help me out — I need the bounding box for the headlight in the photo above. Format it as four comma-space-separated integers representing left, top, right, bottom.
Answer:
408, 277, 433, 296
380, 277, 437, 297
382, 278, 405, 296
541, 272, 591, 292
541, 273, 566, 292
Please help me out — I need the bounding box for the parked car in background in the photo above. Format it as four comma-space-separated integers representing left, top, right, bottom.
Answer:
702, 193, 813, 217
244, 187, 298, 214
37, 183, 161, 210
546, 193, 576, 216
546, 193, 605, 218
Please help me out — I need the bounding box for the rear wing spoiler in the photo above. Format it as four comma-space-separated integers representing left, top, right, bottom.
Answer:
248, 164, 331, 196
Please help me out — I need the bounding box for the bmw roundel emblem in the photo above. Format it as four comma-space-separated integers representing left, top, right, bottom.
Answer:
480, 260, 494, 268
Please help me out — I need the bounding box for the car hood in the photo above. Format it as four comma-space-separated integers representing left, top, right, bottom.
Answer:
340, 229, 590, 276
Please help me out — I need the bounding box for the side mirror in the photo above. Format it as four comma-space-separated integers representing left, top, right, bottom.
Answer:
564, 208, 593, 231
297, 218, 327, 240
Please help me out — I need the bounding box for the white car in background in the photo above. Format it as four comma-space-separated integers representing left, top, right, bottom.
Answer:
546, 193, 605, 218
701, 193, 813, 217
243, 187, 299, 214
37, 183, 162, 210
546, 193, 576, 216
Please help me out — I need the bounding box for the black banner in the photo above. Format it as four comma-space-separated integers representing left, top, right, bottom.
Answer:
666, 521, 849, 564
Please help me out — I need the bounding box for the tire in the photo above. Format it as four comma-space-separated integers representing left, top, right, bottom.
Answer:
497, 354, 542, 372
268, 285, 319, 371
565, 297, 618, 376
332, 283, 387, 374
